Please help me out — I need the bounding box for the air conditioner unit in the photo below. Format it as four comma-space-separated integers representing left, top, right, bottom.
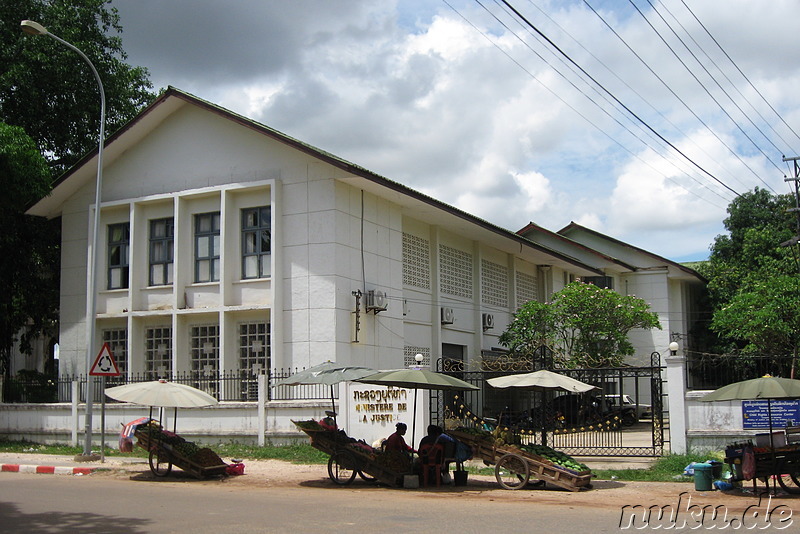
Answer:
482, 313, 495, 331
441, 307, 455, 325
366, 289, 388, 313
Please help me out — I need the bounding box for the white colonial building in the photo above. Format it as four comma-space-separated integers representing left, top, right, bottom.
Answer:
20, 88, 706, 444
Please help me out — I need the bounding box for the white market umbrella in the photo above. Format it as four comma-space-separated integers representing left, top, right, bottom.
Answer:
105, 379, 218, 408
105, 379, 218, 433
487, 369, 598, 393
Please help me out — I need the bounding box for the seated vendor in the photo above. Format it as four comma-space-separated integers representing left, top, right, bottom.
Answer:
385, 422, 415, 456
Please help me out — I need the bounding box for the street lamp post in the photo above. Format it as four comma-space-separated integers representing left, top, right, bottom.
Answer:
21, 20, 106, 457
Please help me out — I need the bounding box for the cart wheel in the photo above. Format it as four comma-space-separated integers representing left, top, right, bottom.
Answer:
777, 472, 800, 494
357, 469, 376, 482
148, 449, 172, 477
327, 451, 358, 485
495, 453, 530, 490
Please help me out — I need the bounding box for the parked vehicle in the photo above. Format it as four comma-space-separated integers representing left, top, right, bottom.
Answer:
602, 394, 652, 421
552, 394, 639, 427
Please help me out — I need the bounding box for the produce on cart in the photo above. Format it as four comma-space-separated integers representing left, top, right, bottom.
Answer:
294, 420, 413, 486
133, 420, 228, 479
449, 426, 593, 491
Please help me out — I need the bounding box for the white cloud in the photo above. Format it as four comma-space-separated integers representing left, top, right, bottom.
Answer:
110, 0, 800, 261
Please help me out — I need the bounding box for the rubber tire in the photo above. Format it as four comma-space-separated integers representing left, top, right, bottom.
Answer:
149, 449, 173, 477
776, 472, 800, 494
327, 450, 358, 485
622, 411, 638, 427
495, 453, 530, 490
357, 469, 376, 482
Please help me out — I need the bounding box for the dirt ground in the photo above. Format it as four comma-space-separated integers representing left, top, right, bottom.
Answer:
65, 454, 798, 514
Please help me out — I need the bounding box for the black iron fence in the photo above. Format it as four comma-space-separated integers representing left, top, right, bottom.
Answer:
1, 368, 334, 404
686, 352, 798, 390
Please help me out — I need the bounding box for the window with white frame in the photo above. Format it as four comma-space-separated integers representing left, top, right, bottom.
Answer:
195, 212, 220, 283
241, 206, 271, 279
102, 328, 127, 376
107, 223, 130, 290
145, 326, 172, 379
149, 217, 174, 286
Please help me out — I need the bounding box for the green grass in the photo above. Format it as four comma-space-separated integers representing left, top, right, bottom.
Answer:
0, 438, 723, 481
591, 451, 725, 482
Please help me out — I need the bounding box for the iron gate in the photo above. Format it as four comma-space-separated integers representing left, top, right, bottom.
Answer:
433, 350, 666, 457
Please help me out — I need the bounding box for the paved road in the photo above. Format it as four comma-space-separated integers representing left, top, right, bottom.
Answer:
0, 472, 633, 534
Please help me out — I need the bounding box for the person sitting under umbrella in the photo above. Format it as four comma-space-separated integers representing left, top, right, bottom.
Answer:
384, 422, 416, 456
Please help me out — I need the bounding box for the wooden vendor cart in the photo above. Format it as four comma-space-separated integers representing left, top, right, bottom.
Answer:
294, 420, 411, 487
134, 424, 228, 479
724, 438, 800, 494
449, 429, 593, 491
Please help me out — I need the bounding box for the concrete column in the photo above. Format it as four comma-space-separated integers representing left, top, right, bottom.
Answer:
71, 380, 79, 447
665, 351, 688, 454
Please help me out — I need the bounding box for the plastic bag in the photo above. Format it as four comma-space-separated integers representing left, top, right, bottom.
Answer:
682, 462, 696, 476
226, 462, 245, 476
742, 446, 756, 480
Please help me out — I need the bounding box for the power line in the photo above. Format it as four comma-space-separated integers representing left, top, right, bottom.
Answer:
634, 0, 778, 191
445, 0, 731, 208
678, 0, 800, 152
499, 0, 740, 197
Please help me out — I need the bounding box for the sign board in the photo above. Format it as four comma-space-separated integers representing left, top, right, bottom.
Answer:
89, 342, 121, 376
340, 382, 425, 448
742, 399, 800, 429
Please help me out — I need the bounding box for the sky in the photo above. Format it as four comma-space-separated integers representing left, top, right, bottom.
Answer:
109, 0, 800, 262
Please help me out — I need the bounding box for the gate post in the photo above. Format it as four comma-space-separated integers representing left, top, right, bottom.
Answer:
257, 372, 266, 447
71, 380, 79, 447
665, 349, 688, 454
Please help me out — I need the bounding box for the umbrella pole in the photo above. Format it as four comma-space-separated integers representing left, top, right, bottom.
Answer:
411, 388, 418, 450
173, 407, 177, 434
330, 385, 337, 427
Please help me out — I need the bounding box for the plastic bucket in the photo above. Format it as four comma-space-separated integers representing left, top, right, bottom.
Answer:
693, 463, 713, 491
454, 470, 468, 486
708, 460, 723, 479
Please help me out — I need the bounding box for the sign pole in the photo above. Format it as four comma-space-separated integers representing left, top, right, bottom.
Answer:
89, 342, 120, 464
100, 376, 106, 463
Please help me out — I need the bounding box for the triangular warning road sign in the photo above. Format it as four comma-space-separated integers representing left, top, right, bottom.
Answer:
90, 342, 121, 376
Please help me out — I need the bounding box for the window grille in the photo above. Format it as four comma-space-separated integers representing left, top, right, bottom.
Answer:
481, 259, 508, 307
515, 271, 538, 307
402, 232, 430, 289
102, 328, 128, 376
439, 245, 472, 299
145, 326, 172, 380
191, 324, 219, 396
404, 346, 431, 368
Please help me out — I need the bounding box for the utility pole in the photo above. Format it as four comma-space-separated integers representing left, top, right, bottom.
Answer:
781, 156, 800, 379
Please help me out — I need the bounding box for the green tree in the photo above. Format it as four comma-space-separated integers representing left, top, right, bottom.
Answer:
0, 0, 155, 378
0, 122, 59, 377
695, 187, 798, 354
0, 0, 155, 171
499, 282, 661, 368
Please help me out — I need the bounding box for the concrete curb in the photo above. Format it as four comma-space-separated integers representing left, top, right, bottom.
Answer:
1, 464, 96, 475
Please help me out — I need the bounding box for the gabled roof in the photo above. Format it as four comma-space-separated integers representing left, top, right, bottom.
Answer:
558, 222, 707, 283
517, 221, 638, 272
27, 87, 603, 276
